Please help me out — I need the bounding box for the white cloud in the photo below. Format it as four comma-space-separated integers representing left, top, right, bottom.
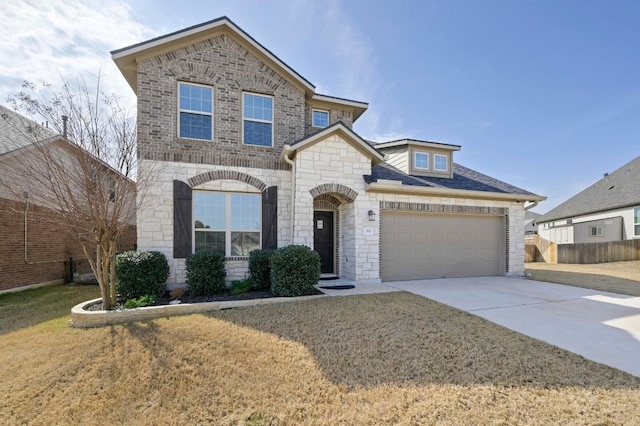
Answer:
0, 0, 157, 110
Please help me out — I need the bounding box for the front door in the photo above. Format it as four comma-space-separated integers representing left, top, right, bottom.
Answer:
313, 211, 335, 274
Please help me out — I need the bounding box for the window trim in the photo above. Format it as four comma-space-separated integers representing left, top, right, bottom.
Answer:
311, 109, 330, 128
590, 225, 604, 237
414, 151, 430, 170
242, 92, 274, 147
434, 154, 448, 172
177, 81, 214, 141
193, 190, 262, 257
634, 206, 640, 237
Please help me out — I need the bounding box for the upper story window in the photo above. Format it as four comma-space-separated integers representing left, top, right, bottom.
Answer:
193, 191, 261, 256
434, 154, 448, 172
243, 93, 273, 147
414, 152, 429, 170
634, 207, 640, 236
179, 82, 213, 140
312, 109, 329, 128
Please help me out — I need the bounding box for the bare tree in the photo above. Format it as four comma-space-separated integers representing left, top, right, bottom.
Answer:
1, 77, 152, 310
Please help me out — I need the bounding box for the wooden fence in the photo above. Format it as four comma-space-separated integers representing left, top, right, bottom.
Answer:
525, 235, 556, 263
556, 239, 640, 264
526, 235, 640, 264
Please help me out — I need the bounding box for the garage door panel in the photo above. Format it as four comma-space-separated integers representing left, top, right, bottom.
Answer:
381, 212, 504, 281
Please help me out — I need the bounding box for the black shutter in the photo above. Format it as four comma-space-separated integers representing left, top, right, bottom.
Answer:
173, 180, 192, 258
262, 186, 277, 249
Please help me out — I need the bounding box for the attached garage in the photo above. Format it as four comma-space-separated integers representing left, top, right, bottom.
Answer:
380, 211, 506, 281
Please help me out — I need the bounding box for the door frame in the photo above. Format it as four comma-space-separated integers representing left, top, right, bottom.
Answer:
313, 209, 337, 275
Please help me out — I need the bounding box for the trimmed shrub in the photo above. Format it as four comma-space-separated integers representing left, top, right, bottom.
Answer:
248, 249, 274, 290
185, 250, 226, 296
270, 245, 320, 297
230, 277, 253, 295
116, 251, 169, 300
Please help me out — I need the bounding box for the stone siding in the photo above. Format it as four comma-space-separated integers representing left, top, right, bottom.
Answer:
137, 160, 291, 284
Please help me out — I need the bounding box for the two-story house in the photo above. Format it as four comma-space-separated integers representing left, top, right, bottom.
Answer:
111, 17, 544, 285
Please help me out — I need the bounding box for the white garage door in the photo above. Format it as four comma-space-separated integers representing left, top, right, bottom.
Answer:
381, 212, 505, 281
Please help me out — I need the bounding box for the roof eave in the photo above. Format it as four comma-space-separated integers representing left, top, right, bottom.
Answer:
366, 181, 547, 202
374, 139, 462, 151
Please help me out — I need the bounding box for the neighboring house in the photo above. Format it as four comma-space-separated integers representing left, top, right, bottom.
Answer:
111, 17, 544, 284
0, 106, 136, 292
538, 156, 640, 245
525, 211, 541, 235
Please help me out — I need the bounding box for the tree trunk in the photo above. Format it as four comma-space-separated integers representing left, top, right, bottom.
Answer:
109, 240, 117, 307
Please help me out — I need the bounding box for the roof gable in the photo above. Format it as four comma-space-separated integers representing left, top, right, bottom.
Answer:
539, 155, 640, 222
112, 16, 315, 95
0, 106, 59, 156
283, 121, 384, 164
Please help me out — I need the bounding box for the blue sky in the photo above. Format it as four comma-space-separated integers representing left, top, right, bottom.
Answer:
2, 0, 639, 213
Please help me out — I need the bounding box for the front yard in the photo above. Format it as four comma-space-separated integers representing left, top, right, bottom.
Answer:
526, 260, 640, 296
1, 284, 639, 425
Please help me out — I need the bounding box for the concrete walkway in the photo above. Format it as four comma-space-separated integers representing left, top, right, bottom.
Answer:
388, 277, 640, 378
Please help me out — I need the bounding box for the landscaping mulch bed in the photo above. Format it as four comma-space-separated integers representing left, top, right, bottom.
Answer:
84, 288, 324, 311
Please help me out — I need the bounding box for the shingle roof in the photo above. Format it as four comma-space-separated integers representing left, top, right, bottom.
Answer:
364, 162, 541, 197
0, 106, 58, 156
538, 155, 640, 222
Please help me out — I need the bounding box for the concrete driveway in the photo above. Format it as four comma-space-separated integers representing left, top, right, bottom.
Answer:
389, 277, 640, 378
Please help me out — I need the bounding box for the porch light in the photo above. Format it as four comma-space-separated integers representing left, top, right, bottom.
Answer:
368, 210, 376, 221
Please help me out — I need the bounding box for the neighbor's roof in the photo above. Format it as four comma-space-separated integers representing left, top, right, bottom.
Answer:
0, 105, 59, 156
538, 155, 640, 222
364, 162, 543, 199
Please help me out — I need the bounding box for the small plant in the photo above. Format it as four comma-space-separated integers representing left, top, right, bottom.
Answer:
123, 295, 156, 309
185, 250, 226, 296
116, 251, 169, 300
270, 245, 320, 297
249, 249, 274, 290
230, 277, 254, 295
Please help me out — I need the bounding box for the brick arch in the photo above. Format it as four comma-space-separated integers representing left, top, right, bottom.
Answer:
188, 170, 267, 191
309, 183, 358, 203
313, 194, 342, 210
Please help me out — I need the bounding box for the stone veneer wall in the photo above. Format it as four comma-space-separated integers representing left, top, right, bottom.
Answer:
138, 160, 291, 284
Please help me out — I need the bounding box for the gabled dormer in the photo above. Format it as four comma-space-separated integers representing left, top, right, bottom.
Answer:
374, 139, 461, 179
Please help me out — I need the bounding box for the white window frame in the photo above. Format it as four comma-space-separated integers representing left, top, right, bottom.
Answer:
193, 191, 262, 257
634, 207, 640, 237
434, 154, 448, 172
414, 151, 430, 170
590, 226, 604, 237
312, 109, 330, 128
177, 82, 213, 141
242, 92, 274, 147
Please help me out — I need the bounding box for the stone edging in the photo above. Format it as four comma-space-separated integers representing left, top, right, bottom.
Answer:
71, 294, 327, 328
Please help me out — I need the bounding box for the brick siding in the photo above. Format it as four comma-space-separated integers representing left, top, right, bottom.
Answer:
0, 198, 136, 291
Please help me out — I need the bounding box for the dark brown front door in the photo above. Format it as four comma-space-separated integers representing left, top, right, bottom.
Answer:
313, 211, 334, 274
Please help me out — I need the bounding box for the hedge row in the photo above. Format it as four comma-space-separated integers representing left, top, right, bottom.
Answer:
115, 245, 321, 300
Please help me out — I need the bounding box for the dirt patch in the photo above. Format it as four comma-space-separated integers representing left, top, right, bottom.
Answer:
526, 260, 640, 296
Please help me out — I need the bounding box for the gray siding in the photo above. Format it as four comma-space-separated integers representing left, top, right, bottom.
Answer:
574, 217, 623, 243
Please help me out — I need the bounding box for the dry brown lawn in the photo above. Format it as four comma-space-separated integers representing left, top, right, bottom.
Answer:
1, 285, 640, 425
526, 260, 640, 296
